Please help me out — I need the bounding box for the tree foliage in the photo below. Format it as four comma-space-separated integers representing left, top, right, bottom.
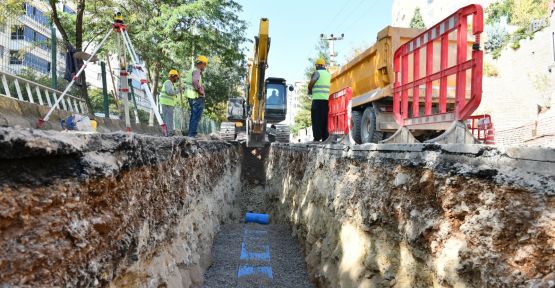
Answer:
1, 0, 248, 122
409, 8, 426, 29
510, 0, 549, 27
484, 0, 549, 57
0, 0, 25, 25
486, 0, 512, 24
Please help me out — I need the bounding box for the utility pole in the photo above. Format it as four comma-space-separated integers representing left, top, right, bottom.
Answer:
320, 33, 344, 68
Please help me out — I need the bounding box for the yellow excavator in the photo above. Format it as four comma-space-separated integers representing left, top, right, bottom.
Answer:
220, 18, 292, 147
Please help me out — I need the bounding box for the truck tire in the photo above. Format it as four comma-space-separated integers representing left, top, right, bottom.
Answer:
351, 110, 363, 144
361, 107, 383, 143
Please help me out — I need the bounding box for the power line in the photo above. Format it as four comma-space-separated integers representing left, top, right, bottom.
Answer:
322, 0, 353, 33
336, 0, 379, 33
332, 0, 368, 33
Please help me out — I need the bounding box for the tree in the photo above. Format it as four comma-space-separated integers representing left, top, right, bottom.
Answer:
486, 0, 513, 24
202, 56, 246, 123
410, 7, 426, 29
41, 0, 247, 122
0, 0, 24, 25
46, 0, 118, 118
510, 0, 549, 28
108, 0, 247, 122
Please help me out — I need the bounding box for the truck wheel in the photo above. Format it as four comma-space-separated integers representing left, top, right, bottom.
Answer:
351, 110, 363, 144
361, 107, 383, 143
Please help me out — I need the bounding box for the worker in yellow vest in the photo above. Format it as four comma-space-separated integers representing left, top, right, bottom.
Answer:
159, 69, 181, 136
307, 58, 331, 142
185, 55, 208, 137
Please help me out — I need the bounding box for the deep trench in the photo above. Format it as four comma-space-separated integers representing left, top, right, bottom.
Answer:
202, 144, 314, 288
1, 129, 553, 288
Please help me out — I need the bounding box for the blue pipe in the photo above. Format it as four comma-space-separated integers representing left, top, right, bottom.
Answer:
245, 213, 270, 224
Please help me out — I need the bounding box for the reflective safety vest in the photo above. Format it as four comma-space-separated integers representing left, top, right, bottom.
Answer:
159, 80, 176, 106
312, 69, 331, 100
185, 69, 203, 99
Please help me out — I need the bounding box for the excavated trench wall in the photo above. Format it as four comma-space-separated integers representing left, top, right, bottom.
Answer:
0, 128, 242, 287
266, 143, 555, 288
2, 127, 554, 288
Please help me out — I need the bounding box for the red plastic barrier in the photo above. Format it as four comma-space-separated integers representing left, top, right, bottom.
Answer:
466, 114, 495, 144
393, 4, 484, 128
327, 87, 352, 136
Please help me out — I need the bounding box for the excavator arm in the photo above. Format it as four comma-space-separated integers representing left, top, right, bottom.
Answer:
246, 18, 270, 147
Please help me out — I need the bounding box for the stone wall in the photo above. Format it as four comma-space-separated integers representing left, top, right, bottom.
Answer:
0, 128, 242, 287
266, 143, 555, 287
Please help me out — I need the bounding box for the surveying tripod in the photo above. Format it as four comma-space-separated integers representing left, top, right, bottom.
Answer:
38, 13, 167, 135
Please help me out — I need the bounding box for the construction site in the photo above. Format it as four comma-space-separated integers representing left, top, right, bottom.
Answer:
0, 0, 554, 287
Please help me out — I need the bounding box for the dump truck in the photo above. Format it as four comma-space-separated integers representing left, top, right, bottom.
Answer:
330, 27, 422, 143
330, 4, 486, 144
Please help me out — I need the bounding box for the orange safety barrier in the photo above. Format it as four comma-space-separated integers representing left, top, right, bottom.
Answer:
393, 4, 484, 128
466, 114, 495, 144
327, 87, 352, 136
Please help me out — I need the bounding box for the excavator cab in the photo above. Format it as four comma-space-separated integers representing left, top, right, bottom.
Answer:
264, 77, 289, 123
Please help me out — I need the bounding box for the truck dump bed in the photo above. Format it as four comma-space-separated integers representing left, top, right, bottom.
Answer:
330, 26, 422, 108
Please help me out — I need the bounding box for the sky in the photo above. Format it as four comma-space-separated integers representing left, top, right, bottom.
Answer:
237, 0, 393, 83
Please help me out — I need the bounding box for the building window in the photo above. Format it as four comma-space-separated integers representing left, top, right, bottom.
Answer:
23, 26, 50, 51
22, 53, 51, 74
11, 25, 24, 40
63, 5, 76, 15
24, 3, 50, 26
9, 50, 23, 65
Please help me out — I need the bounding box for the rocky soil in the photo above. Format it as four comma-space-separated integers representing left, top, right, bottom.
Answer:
0, 128, 242, 287
266, 143, 555, 288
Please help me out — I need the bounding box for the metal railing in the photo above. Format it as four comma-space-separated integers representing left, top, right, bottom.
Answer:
0, 70, 87, 114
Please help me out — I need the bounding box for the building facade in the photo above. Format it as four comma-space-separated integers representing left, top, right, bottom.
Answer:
284, 81, 305, 125
392, 0, 496, 27
0, 1, 74, 77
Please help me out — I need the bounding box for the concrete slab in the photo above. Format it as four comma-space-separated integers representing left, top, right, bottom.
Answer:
503, 146, 555, 162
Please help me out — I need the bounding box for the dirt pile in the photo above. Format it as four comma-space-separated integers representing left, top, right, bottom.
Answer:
266, 143, 555, 287
0, 128, 242, 287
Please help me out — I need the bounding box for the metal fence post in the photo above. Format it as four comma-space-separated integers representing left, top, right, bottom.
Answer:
101, 61, 109, 117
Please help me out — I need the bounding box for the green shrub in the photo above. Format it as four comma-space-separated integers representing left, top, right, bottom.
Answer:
485, 24, 509, 52
486, 0, 512, 24
510, 0, 549, 28
484, 62, 499, 77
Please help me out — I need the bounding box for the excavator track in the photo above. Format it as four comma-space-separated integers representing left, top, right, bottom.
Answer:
275, 125, 290, 143
220, 122, 237, 141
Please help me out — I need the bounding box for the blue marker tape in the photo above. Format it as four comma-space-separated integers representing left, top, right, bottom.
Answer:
240, 242, 271, 261
237, 265, 273, 279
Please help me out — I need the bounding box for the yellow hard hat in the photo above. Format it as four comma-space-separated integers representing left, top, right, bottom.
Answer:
196, 55, 208, 64
169, 69, 180, 77
315, 58, 326, 66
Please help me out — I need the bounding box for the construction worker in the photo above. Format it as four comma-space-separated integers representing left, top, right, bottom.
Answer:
307, 58, 330, 142
185, 55, 208, 138
159, 69, 181, 136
